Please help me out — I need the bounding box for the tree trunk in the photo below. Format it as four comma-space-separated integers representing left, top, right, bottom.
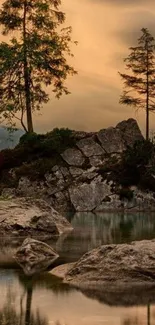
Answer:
146, 47, 149, 141
23, 0, 34, 133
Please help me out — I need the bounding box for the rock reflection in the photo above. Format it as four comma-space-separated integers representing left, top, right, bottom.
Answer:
54, 212, 155, 263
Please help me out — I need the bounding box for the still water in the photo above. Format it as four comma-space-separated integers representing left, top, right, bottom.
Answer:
1, 212, 155, 325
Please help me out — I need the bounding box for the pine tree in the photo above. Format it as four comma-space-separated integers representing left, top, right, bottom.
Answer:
0, 0, 77, 132
119, 28, 155, 140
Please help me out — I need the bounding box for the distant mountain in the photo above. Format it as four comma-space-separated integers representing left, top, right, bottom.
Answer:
0, 127, 24, 150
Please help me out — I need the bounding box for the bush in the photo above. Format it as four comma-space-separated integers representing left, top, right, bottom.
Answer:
119, 140, 155, 187
119, 187, 134, 201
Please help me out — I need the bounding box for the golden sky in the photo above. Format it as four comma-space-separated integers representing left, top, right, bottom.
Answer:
1, 0, 155, 133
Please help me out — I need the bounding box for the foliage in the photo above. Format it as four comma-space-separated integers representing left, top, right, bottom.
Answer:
0, 0, 77, 132
119, 28, 155, 140
0, 128, 74, 172
118, 140, 155, 188
119, 187, 134, 201
15, 158, 60, 181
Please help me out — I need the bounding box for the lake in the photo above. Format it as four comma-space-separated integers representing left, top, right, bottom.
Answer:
1, 212, 155, 325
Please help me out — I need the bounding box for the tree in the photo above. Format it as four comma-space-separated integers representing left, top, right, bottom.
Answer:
0, 0, 77, 133
119, 28, 155, 140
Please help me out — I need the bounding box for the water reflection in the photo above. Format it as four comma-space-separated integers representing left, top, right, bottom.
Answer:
0, 287, 48, 325
1, 212, 155, 324
54, 212, 155, 263
0, 269, 155, 325
1, 212, 155, 268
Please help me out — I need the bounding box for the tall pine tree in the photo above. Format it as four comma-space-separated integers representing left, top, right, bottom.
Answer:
0, 0, 77, 132
119, 28, 155, 140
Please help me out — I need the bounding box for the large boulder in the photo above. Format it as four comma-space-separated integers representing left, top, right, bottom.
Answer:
97, 127, 125, 153
61, 148, 85, 166
76, 137, 104, 157
117, 118, 143, 147
69, 179, 112, 211
0, 198, 72, 238
63, 240, 155, 288
15, 238, 59, 275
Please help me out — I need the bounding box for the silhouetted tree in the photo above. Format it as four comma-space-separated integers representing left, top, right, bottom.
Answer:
0, 0, 77, 132
119, 28, 155, 140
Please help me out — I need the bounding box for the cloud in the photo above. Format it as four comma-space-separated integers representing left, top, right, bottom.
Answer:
89, 0, 154, 6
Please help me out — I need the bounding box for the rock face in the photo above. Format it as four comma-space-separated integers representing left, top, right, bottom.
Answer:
64, 240, 155, 287
15, 238, 59, 276
0, 198, 72, 237
69, 180, 112, 211
117, 118, 143, 147
61, 148, 85, 166
97, 127, 125, 153
76, 137, 104, 157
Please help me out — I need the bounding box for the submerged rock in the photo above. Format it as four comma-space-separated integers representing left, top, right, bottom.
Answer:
62, 240, 155, 287
0, 198, 72, 238
15, 238, 59, 276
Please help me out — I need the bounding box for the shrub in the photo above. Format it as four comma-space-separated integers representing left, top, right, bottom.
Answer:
119, 187, 134, 201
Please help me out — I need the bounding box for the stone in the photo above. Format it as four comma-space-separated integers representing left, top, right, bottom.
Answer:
97, 127, 125, 153
69, 167, 84, 177
1, 188, 17, 199
0, 198, 72, 238
76, 137, 104, 157
89, 156, 106, 167
71, 131, 95, 140
15, 238, 59, 276
117, 118, 144, 147
64, 239, 155, 288
61, 148, 85, 166
17, 177, 45, 197
69, 180, 112, 211
96, 194, 122, 211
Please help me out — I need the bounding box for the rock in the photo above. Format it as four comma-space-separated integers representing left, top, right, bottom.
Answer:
69, 167, 84, 177
117, 118, 143, 147
89, 156, 106, 167
95, 194, 123, 211
97, 127, 125, 153
71, 131, 95, 140
1, 187, 17, 199
17, 177, 45, 197
61, 148, 85, 166
76, 137, 104, 157
0, 198, 72, 238
15, 238, 59, 276
69, 180, 112, 211
64, 239, 155, 288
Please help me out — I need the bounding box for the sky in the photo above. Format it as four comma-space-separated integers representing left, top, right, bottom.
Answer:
1, 0, 155, 134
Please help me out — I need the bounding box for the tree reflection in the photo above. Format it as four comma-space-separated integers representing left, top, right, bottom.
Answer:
124, 304, 151, 325
0, 286, 48, 325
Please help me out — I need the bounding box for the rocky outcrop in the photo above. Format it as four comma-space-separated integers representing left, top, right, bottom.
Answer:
0, 198, 72, 238
15, 238, 59, 275
61, 239, 155, 288
1, 118, 149, 212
